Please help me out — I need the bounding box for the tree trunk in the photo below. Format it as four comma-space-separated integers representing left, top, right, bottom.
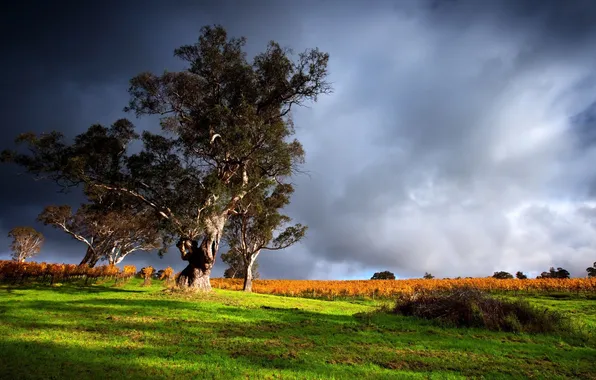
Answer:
243, 251, 260, 292
79, 246, 100, 268
176, 213, 225, 291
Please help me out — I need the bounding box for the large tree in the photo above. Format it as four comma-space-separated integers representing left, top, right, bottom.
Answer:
37, 203, 163, 267
223, 183, 307, 292
1, 25, 330, 290
8, 226, 44, 262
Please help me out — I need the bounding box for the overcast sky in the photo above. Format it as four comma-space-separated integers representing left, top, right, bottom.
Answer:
1, 0, 596, 279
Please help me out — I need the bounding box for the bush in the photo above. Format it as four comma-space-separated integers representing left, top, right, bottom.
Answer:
371, 271, 395, 280
392, 287, 572, 334
141, 266, 154, 286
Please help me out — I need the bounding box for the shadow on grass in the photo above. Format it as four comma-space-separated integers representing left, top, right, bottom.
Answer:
1, 288, 596, 379
0, 298, 418, 379
1, 282, 145, 295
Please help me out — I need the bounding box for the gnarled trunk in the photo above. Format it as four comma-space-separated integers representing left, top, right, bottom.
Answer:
79, 246, 100, 268
176, 213, 225, 291
243, 250, 260, 292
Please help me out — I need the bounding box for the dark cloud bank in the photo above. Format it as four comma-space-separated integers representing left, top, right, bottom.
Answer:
2, 0, 596, 279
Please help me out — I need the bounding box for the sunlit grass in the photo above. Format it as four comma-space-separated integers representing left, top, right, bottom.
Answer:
0, 279, 594, 379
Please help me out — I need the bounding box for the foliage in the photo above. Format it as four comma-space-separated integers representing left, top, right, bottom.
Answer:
587, 262, 596, 278
371, 271, 396, 280
492, 271, 514, 279
422, 272, 434, 279
1, 25, 331, 289
0, 260, 121, 284
115, 264, 137, 286
392, 288, 574, 334
538, 267, 571, 279
37, 203, 163, 267
211, 277, 596, 300
159, 267, 175, 286
8, 226, 44, 262
516, 271, 528, 279
158, 267, 174, 280
221, 249, 260, 279
141, 266, 155, 286
223, 182, 306, 290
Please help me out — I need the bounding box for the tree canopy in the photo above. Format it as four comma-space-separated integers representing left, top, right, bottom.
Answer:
8, 226, 44, 262
1, 25, 331, 290
537, 267, 570, 279
371, 271, 396, 280
223, 182, 307, 291
492, 271, 514, 279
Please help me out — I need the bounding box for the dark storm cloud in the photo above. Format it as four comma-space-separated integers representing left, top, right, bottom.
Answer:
262, 0, 596, 279
2, 0, 596, 279
0, 0, 311, 272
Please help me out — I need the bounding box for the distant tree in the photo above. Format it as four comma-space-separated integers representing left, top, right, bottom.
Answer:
371, 271, 396, 280
515, 271, 528, 280
492, 271, 514, 279
587, 262, 596, 278
423, 272, 434, 279
223, 183, 305, 292
554, 268, 570, 279
537, 267, 570, 279
8, 226, 44, 262
1, 25, 331, 291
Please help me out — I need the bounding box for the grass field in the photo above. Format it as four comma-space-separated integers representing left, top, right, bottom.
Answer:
1, 279, 595, 379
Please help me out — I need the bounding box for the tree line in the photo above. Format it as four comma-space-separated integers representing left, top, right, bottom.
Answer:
2, 25, 329, 291
371, 264, 596, 280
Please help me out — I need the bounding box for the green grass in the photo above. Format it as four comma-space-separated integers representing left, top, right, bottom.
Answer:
0, 279, 594, 379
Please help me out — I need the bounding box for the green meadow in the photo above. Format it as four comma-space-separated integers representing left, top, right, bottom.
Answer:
1, 279, 594, 379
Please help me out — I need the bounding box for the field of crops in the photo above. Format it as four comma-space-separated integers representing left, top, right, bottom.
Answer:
0, 260, 137, 284
3, 260, 596, 300
211, 277, 596, 299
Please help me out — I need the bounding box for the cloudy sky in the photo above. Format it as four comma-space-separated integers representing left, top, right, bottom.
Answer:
2, 0, 596, 279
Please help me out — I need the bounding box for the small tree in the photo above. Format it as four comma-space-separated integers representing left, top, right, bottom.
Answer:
587, 262, 596, 278
492, 271, 514, 279
224, 183, 306, 292
423, 272, 434, 279
515, 271, 528, 280
371, 271, 395, 280
8, 227, 44, 262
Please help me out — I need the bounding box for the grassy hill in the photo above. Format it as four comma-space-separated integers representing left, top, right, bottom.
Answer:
0, 279, 594, 379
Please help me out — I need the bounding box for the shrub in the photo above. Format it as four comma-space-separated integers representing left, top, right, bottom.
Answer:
141, 266, 154, 286
492, 271, 513, 279
392, 287, 572, 334
371, 271, 395, 280
159, 267, 175, 287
